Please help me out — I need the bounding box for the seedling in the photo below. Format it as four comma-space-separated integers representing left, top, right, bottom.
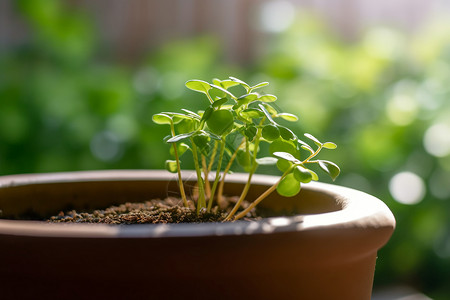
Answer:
153, 77, 340, 221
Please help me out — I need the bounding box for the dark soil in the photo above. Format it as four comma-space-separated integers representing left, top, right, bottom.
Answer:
48, 196, 260, 224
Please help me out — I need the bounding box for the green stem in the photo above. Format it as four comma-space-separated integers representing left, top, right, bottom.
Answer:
207, 137, 226, 212
191, 138, 206, 214
217, 138, 245, 204
202, 155, 211, 198
225, 120, 265, 221
234, 167, 292, 221
170, 122, 188, 207
302, 145, 323, 164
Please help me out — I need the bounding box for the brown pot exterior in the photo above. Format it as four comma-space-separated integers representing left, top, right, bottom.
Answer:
0, 170, 395, 300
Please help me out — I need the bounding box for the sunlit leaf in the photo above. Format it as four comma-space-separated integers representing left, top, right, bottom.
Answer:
323, 142, 337, 150
276, 113, 298, 122
304, 133, 322, 147
170, 143, 190, 157
165, 160, 178, 173
250, 82, 269, 90
277, 173, 301, 197
240, 108, 264, 119
269, 139, 299, 157
181, 109, 201, 119
166, 132, 195, 143
212, 97, 228, 109
258, 94, 277, 102
255, 157, 277, 165
213, 78, 240, 90
210, 84, 237, 99
229, 76, 250, 89
293, 166, 313, 183
273, 151, 300, 164
152, 113, 172, 125
185, 80, 211, 94
318, 160, 340, 181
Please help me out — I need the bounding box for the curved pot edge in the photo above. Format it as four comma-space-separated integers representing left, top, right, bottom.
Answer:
0, 170, 395, 240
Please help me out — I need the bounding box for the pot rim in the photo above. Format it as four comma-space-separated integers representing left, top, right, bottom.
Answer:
0, 170, 395, 239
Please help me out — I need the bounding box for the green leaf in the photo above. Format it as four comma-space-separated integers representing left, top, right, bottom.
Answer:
304, 133, 322, 147
240, 108, 264, 119
175, 118, 196, 134
323, 142, 337, 150
259, 104, 276, 124
272, 151, 300, 164
262, 124, 280, 141
212, 97, 228, 109
293, 166, 313, 183
206, 109, 234, 136
170, 143, 190, 157
181, 109, 201, 119
318, 160, 340, 181
229, 76, 250, 89
185, 80, 211, 94
210, 84, 237, 99
277, 173, 301, 197
166, 132, 195, 143
278, 126, 295, 141
193, 133, 211, 154
255, 157, 277, 165
309, 169, 319, 181
213, 78, 240, 90
262, 103, 278, 116
276, 113, 298, 122
152, 113, 172, 125
244, 125, 257, 141
237, 149, 252, 171
300, 144, 315, 154
165, 160, 178, 173
269, 139, 299, 157
250, 82, 269, 90
276, 159, 292, 172
200, 107, 214, 123
258, 94, 277, 102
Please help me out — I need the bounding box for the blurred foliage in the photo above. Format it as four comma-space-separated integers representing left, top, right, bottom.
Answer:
2, 1, 450, 298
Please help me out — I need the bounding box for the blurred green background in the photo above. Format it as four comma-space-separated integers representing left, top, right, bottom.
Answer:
1, 0, 450, 298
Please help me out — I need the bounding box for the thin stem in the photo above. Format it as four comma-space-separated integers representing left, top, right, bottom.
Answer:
191, 138, 206, 214
202, 155, 211, 198
233, 167, 292, 221
302, 145, 323, 164
217, 138, 245, 204
207, 137, 226, 212
170, 122, 188, 207
225, 119, 265, 221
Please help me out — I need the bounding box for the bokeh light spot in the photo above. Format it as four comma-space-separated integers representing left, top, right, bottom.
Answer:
423, 123, 450, 157
389, 172, 425, 205
259, 1, 295, 33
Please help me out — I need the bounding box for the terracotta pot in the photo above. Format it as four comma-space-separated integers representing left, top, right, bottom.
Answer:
0, 170, 395, 300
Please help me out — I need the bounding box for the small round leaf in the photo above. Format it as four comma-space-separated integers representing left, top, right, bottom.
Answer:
277, 173, 301, 197
262, 124, 280, 141
318, 160, 340, 181
165, 160, 178, 173
276, 159, 292, 172
206, 109, 234, 136
293, 166, 313, 183
278, 126, 295, 141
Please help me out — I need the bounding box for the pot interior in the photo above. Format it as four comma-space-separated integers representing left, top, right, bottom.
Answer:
0, 172, 342, 219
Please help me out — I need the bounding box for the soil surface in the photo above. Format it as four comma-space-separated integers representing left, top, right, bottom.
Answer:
48, 196, 260, 224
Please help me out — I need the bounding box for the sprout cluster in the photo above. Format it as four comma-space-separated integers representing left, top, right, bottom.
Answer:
153, 77, 340, 221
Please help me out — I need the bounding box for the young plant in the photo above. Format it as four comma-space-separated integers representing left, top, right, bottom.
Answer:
152, 76, 340, 221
